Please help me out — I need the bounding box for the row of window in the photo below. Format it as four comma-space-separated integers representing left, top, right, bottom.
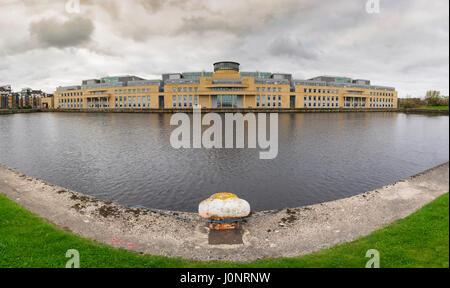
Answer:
172, 95, 199, 108
57, 95, 396, 109
304, 96, 339, 108
256, 95, 282, 107
115, 96, 151, 108
303, 88, 340, 94
305, 96, 338, 101
370, 98, 394, 103
171, 87, 199, 93
58, 98, 83, 108
59, 87, 395, 98
115, 88, 152, 94
60, 92, 83, 97
212, 88, 243, 91
88, 98, 110, 108
300, 88, 395, 97
370, 104, 394, 108
256, 87, 283, 92
370, 92, 394, 97
57, 96, 154, 108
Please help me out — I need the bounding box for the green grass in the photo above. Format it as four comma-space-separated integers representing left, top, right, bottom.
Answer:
0, 193, 448, 268
423, 106, 449, 110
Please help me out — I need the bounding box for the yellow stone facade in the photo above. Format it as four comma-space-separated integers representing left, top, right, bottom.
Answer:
52, 62, 397, 110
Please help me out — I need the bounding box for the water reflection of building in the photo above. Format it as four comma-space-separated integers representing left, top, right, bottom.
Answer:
52, 62, 398, 110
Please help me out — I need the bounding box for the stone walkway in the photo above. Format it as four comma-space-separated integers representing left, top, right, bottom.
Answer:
0, 162, 448, 262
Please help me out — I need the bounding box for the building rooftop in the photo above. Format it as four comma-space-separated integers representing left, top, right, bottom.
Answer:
54, 66, 396, 92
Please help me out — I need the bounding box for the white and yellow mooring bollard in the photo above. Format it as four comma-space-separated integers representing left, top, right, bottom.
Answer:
198, 193, 251, 230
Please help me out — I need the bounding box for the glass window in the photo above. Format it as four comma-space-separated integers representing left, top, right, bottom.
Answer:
219, 95, 233, 108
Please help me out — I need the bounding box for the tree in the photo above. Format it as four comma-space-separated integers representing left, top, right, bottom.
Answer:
425, 90, 442, 106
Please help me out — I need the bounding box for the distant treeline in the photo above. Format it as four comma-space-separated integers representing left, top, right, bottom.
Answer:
399, 91, 449, 109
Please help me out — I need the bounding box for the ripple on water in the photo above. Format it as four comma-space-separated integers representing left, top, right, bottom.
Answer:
0, 112, 448, 212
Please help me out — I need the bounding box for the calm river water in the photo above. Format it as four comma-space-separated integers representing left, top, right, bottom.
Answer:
0, 112, 448, 212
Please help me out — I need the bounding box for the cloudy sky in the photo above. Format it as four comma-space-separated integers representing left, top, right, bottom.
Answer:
0, 0, 448, 97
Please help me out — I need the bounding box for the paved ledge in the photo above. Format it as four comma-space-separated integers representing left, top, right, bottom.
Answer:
0, 162, 448, 262
43, 108, 399, 113
0, 109, 39, 115
401, 108, 449, 115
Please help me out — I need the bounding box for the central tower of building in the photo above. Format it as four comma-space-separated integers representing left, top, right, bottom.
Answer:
213, 61, 240, 73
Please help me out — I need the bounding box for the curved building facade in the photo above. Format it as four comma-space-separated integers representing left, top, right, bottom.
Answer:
53, 62, 398, 110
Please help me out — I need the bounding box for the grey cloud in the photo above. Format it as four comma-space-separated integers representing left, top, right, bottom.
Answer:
400, 57, 449, 74
139, 0, 165, 12
100, 0, 306, 41
0, 0, 448, 98
179, 15, 256, 36
29, 16, 94, 48
268, 36, 317, 60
